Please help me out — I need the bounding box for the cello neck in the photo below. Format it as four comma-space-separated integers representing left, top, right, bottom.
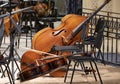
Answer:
71, 0, 111, 38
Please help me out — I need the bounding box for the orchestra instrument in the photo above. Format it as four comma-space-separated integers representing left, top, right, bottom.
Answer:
19, 49, 67, 82
32, 14, 88, 52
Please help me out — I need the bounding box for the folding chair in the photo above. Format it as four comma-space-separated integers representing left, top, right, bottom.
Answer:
84, 17, 105, 64
64, 18, 105, 84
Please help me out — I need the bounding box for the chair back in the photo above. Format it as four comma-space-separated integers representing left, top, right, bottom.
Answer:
94, 18, 105, 34
94, 18, 105, 49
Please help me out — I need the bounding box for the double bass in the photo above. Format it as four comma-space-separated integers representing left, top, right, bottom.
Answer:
20, 0, 111, 82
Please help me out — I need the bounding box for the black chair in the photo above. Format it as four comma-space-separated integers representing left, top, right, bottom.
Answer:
64, 18, 105, 84
84, 17, 105, 64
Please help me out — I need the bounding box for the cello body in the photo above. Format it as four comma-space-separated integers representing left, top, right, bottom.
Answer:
20, 50, 67, 81
32, 14, 89, 52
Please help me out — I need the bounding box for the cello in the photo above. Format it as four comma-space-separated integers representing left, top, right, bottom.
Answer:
3, 6, 20, 36
19, 49, 67, 82
20, 0, 111, 81
32, 14, 88, 52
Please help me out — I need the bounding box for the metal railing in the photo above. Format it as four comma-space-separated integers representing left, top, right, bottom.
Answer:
83, 8, 120, 66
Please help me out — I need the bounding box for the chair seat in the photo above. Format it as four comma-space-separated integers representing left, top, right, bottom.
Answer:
84, 36, 95, 44
67, 55, 94, 61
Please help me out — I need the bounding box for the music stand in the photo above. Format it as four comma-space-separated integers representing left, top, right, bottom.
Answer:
1, 0, 22, 83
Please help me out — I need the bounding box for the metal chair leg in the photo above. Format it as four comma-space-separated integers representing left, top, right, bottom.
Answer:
93, 61, 103, 84
79, 62, 86, 70
0, 66, 5, 77
99, 50, 105, 65
6, 67, 13, 84
89, 61, 97, 81
64, 60, 71, 83
4, 64, 15, 84
70, 62, 77, 84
